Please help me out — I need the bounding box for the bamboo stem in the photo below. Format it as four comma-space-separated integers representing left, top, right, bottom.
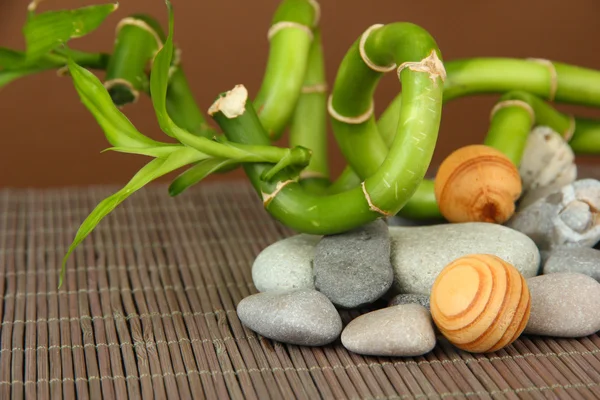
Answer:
289, 29, 330, 187
104, 15, 163, 105
335, 58, 600, 219
570, 117, 600, 153
253, 0, 318, 139
211, 20, 445, 234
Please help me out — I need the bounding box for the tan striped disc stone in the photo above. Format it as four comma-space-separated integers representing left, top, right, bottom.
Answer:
430, 254, 531, 353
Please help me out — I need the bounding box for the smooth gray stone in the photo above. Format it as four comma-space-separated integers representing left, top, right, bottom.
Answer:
313, 220, 393, 309
252, 234, 321, 292
341, 304, 436, 357
390, 222, 540, 295
507, 179, 600, 251
237, 289, 342, 346
388, 294, 430, 310
524, 273, 600, 337
543, 247, 600, 281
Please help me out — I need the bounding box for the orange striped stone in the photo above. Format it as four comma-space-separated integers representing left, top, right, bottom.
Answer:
429, 254, 531, 353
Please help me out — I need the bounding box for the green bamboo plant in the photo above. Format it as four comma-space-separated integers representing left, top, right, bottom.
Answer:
2, 0, 600, 286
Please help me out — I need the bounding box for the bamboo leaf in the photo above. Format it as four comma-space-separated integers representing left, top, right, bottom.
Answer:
0, 68, 45, 89
24, 3, 118, 61
102, 144, 191, 158
59, 146, 204, 287
67, 57, 164, 149
148, 11, 284, 163
0, 47, 65, 69
169, 158, 238, 196
148, 1, 234, 159
0, 48, 33, 69
149, 1, 178, 138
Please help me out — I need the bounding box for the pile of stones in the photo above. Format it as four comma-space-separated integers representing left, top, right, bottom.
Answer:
237, 128, 600, 357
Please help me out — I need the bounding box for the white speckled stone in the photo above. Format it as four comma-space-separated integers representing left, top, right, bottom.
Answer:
518, 126, 577, 203
237, 289, 342, 346
389, 223, 540, 295
524, 273, 600, 337
508, 179, 600, 251
252, 234, 321, 292
341, 304, 436, 357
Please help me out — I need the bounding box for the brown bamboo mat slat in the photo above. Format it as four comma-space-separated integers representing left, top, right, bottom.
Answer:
1, 182, 600, 400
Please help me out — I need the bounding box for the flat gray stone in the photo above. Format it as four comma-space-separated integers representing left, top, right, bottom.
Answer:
313, 220, 393, 308
390, 223, 540, 295
341, 304, 436, 357
388, 294, 430, 310
524, 273, 600, 337
237, 289, 342, 346
507, 179, 600, 251
543, 247, 600, 281
252, 234, 321, 292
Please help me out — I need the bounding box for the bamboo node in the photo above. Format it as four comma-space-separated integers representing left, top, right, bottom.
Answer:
301, 83, 328, 94
262, 180, 295, 207
56, 66, 69, 77
208, 84, 248, 118
268, 21, 313, 41
361, 182, 394, 217
490, 100, 535, 124
307, 0, 321, 27
359, 24, 397, 73
527, 58, 558, 102
27, 0, 45, 11
103, 79, 140, 103
397, 49, 446, 84
115, 17, 163, 48
564, 115, 576, 141
327, 95, 374, 124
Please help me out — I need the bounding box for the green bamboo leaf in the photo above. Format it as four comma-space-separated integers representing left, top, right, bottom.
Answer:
0, 48, 31, 69
169, 158, 238, 196
0, 47, 67, 69
59, 146, 204, 287
67, 57, 164, 149
24, 3, 118, 61
102, 144, 190, 158
148, 1, 228, 155
149, 1, 177, 137
0, 67, 47, 89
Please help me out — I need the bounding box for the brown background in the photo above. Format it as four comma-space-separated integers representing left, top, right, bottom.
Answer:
1, 0, 600, 188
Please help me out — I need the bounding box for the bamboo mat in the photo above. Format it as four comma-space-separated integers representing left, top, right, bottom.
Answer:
1, 181, 600, 400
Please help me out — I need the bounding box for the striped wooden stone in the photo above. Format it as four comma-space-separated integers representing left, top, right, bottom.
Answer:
430, 254, 531, 353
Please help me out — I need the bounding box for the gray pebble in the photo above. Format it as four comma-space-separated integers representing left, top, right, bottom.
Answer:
341, 304, 436, 357
237, 289, 342, 346
543, 247, 600, 281
390, 223, 540, 295
388, 294, 430, 310
252, 234, 320, 292
507, 179, 600, 251
524, 273, 600, 337
313, 220, 393, 308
